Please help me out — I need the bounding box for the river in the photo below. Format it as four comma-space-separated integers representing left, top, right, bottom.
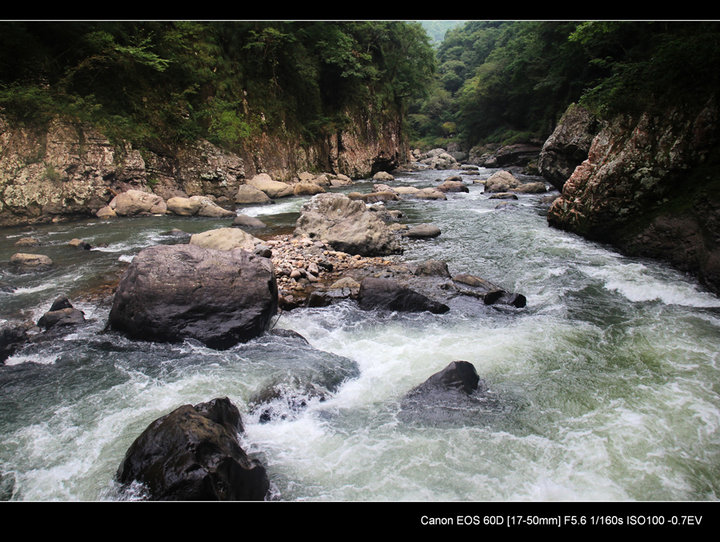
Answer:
1, 166, 719, 502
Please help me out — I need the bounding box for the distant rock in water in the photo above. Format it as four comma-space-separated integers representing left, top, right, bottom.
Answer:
399, 361, 502, 424
107, 244, 278, 349
37, 296, 86, 330
116, 397, 269, 501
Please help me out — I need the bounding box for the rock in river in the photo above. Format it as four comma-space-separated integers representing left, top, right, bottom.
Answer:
294, 193, 403, 256
107, 244, 278, 349
358, 277, 449, 314
116, 397, 269, 501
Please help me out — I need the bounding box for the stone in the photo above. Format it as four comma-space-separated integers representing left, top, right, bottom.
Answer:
512, 181, 547, 194
235, 184, 273, 205
0, 324, 29, 364
14, 237, 39, 247
357, 277, 449, 314
110, 189, 167, 216
10, 253, 53, 268
404, 224, 441, 239
293, 181, 325, 196
189, 227, 263, 252
373, 171, 394, 182
247, 173, 293, 198
294, 193, 402, 256
37, 296, 86, 330
116, 397, 269, 501
96, 206, 117, 219
484, 171, 520, 193
107, 244, 278, 349
437, 179, 469, 193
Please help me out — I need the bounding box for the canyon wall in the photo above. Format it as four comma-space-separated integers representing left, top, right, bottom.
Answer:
545, 99, 720, 294
0, 111, 407, 227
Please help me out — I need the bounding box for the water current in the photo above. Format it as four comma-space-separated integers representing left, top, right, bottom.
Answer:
1, 167, 719, 502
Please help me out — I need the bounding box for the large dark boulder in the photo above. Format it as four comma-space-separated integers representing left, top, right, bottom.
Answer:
358, 277, 449, 314
107, 244, 278, 349
400, 361, 501, 424
116, 397, 269, 501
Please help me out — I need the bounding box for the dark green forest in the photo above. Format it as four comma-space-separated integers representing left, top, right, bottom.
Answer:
1, 20, 719, 157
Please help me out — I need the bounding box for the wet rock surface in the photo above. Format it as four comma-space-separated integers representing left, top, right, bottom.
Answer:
107, 244, 278, 349
116, 397, 269, 501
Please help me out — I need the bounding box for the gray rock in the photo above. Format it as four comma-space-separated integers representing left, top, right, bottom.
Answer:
294, 193, 403, 256
108, 244, 278, 349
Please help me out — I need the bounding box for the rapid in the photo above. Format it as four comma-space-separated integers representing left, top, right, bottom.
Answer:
1, 166, 719, 502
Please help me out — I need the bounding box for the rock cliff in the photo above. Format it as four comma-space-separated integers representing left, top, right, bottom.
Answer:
0, 110, 408, 227
547, 98, 720, 294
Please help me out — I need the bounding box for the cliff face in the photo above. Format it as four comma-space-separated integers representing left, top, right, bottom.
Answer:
547, 98, 720, 293
0, 110, 407, 227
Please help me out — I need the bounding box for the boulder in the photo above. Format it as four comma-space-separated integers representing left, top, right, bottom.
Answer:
167, 196, 234, 218
110, 189, 167, 216
372, 171, 394, 182
68, 238, 92, 250
404, 224, 441, 239
293, 181, 325, 196
96, 205, 117, 219
484, 171, 520, 193
116, 397, 269, 501
399, 361, 500, 424
247, 173, 293, 198
512, 181, 547, 194
107, 244, 278, 349
190, 227, 263, 252
10, 253, 53, 268
37, 296, 86, 330
437, 179, 469, 193
14, 237, 39, 247
235, 184, 273, 205
357, 277, 449, 314
294, 193, 403, 256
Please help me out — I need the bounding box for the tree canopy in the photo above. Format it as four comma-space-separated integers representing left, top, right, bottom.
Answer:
0, 21, 436, 151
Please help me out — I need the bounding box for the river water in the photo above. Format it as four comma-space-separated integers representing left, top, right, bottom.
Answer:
1, 167, 719, 502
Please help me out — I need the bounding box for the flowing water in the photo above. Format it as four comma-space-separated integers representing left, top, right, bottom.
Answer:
1, 167, 719, 502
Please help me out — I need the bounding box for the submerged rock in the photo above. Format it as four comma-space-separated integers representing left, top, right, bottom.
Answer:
116, 397, 269, 501
107, 244, 278, 349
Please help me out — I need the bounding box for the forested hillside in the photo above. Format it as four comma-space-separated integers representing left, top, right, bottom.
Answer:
0, 21, 436, 152
409, 21, 720, 150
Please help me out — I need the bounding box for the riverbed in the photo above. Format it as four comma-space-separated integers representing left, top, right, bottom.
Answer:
1, 167, 719, 501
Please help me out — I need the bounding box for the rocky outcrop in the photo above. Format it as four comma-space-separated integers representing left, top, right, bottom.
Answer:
547, 98, 720, 294
538, 103, 601, 191
0, 108, 408, 226
116, 397, 269, 501
294, 193, 403, 256
107, 244, 278, 349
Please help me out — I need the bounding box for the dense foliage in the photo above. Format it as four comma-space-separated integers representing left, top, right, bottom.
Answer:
0, 21, 436, 151
409, 20, 720, 150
